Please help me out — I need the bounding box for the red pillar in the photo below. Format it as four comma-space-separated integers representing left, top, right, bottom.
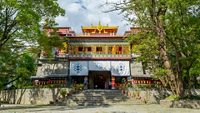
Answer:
111, 76, 115, 89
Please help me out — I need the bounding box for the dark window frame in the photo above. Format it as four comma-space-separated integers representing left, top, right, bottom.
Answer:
78, 47, 83, 52
96, 47, 102, 52
87, 47, 92, 52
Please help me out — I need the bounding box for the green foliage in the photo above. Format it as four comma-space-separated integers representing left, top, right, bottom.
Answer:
37, 31, 64, 58
73, 84, 84, 91
60, 89, 67, 98
0, 0, 65, 48
154, 68, 168, 77
0, 0, 65, 89
14, 53, 36, 88
166, 95, 179, 101
113, 0, 200, 96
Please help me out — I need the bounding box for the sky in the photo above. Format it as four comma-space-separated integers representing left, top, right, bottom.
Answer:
56, 0, 130, 34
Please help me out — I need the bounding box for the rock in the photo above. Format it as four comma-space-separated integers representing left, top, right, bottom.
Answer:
148, 94, 158, 104
173, 100, 200, 109
66, 99, 77, 108
160, 99, 174, 108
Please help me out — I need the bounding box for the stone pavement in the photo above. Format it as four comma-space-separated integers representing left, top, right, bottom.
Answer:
0, 104, 200, 113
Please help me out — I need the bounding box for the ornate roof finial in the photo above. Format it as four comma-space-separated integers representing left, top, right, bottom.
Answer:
98, 21, 101, 26
97, 21, 102, 33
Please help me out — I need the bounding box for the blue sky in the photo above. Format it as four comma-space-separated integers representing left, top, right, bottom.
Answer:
56, 0, 130, 34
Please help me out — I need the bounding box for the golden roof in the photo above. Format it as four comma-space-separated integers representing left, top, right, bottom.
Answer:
81, 21, 118, 33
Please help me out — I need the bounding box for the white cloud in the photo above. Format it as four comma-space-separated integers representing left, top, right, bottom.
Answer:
87, 14, 98, 23
56, 16, 68, 22
57, 0, 129, 34
102, 16, 111, 24
66, 3, 81, 13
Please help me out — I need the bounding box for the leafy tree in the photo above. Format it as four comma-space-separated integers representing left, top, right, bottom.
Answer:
110, 0, 200, 97
0, 0, 64, 49
0, 49, 36, 89
0, 0, 65, 88
15, 52, 36, 88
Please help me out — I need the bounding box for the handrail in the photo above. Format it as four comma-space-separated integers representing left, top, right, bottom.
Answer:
39, 54, 135, 59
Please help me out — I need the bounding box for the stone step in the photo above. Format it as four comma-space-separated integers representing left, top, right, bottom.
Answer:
64, 90, 133, 106
67, 99, 143, 106
82, 90, 122, 94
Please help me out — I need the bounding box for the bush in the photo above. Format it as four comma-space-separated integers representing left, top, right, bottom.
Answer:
74, 84, 84, 91
166, 95, 179, 101
60, 89, 67, 98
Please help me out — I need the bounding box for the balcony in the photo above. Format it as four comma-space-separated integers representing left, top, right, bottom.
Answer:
39, 53, 141, 60
52, 54, 131, 60
70, 54, 131, 59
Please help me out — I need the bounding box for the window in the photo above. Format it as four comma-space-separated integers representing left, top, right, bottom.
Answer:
118, 46, 122, 54
87, 47, 92, 52
108, 47, 112, 54
119, 47, 122, 51
78, 47, 83, 52
96, 47, 102, 52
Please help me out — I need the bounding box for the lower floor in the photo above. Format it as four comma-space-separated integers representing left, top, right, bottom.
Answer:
31, 70, 129, 89
33, 60, 157, 88
71, 71, 128, 89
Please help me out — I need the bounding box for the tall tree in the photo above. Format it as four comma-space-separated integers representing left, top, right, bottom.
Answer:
0, 0, 65, 86
0, 0, 64, 49
110, 0, 200, 97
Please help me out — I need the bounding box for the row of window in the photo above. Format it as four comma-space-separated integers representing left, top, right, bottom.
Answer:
78, 46, 122, 52
70, 46, 130, 54
78, 47, 102, 52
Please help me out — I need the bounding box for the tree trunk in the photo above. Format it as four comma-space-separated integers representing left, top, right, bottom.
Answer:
156, 18, 184, 97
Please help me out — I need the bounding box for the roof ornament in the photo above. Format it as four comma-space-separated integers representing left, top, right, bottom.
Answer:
97, 21, 103, 33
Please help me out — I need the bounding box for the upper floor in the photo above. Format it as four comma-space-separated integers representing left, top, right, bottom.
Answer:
40, 24, 142, 60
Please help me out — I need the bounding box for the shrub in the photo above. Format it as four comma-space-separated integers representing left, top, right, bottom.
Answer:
60, 89, 67, 98
166, 95, 179, 101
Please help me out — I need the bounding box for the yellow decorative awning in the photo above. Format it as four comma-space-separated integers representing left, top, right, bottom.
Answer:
81, 21, 118, 34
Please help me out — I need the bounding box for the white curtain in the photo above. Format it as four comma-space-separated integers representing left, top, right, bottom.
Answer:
111, 61, 130, 76
70, 61, 88, 76
69, 61, 130, 76
89, 61, 111, 71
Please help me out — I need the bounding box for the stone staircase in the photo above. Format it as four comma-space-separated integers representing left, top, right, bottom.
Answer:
63, 89, 142, 106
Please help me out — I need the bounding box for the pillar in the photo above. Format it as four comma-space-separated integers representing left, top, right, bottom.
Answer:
111, 76, 115, 89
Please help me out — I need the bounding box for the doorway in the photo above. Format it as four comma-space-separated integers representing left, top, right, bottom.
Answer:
88, 71, 111, 89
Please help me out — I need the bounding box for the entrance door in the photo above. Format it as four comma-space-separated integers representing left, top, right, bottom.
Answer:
89, 71, 111, 89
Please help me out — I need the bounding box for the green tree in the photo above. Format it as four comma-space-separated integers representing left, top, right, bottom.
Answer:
0, 0, 65, 88
111, 0, 200, 97
15, 52, 36, 88
0, 0, 64, 49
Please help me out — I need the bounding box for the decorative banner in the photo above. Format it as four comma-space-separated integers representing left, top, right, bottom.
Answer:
89, 61, 111, 71
111, 61, 130, 76
70, 61, 88, 76
69, 61, 130, 76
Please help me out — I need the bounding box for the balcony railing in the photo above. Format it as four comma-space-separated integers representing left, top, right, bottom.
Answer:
39, 53, 139, 59
68, 54, 131, 58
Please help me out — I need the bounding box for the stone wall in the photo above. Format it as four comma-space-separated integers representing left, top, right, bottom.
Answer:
36, 61, 68, 77
127, 88, 200, 109
126, 89, 164, 104
0, 88, 69, 105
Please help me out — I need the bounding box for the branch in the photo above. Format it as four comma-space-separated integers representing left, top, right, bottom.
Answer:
0, 8, 18, 49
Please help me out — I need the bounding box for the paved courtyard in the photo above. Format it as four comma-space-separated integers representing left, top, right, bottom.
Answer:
0, 104, 200, 113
